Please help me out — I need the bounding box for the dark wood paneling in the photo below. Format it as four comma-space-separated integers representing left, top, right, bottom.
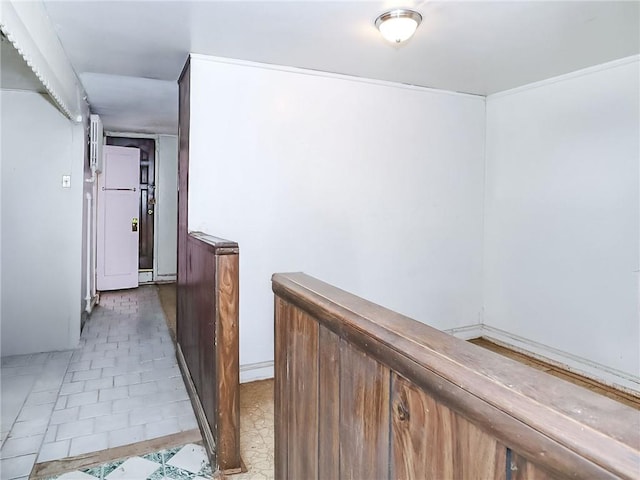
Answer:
272, 272, 640, 480
177, 57, 190, 350
274, 297, 289, 480
287, 308, 319, 479
272, 272, 639, 480
454, 414, 507, 480
191, 238, 214, 416
318, 325, 340, 480
391, 373, 505, 480
510, 452, 558, 480
177, 233, 241, 474
339, 344, 390, 480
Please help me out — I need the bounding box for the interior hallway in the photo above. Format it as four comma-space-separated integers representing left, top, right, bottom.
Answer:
1, 287, 199, 479
1, 285, 275, 479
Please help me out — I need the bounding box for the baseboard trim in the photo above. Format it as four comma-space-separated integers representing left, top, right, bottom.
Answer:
481, 324, 640, 394
444, 323, 483, 340
155, 274, 177, 283
240, 361, 274, 383
139, 271, 154, 284
448, 323, 640, 394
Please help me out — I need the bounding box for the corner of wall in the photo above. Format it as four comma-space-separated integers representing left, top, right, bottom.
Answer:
479, 94, 489, 330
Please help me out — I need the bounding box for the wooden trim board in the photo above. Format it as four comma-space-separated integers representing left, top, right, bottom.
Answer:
470, 337, 640, 410
447, 323, 639, 393
30, 429, 202, 479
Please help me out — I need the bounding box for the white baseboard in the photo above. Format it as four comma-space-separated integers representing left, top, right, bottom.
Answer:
139, 271, 153, 284
444, 323, 483, 340
448, 323, 640, 394
240, 361, 274, 384
155, 274, 176, 283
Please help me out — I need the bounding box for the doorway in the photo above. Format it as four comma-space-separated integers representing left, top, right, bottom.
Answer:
96, 145, 140, 291
106, 136, 156, 278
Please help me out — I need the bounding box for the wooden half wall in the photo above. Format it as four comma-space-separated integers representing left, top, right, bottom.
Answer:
176, 232, 241, 474
273, 272, 640, 480
177, 57, 241, 475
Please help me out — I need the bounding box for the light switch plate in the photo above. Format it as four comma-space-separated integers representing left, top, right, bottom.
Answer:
62, 175, 71, 188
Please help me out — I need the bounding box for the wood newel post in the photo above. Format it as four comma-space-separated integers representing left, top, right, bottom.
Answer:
214, 249, 240, 471
176, 233, 241, 475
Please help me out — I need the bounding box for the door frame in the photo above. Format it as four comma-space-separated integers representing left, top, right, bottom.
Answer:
105, 131, 160, 284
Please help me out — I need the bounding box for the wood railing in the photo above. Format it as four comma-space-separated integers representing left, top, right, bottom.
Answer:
273, 272, 639, 480
177, 232, 241, 474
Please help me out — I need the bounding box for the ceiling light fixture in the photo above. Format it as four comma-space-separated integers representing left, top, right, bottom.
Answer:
375, 9, 422, 44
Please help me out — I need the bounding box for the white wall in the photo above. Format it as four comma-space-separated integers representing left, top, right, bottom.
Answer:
156, 134, 178, 279
1, 90, 85, 355
484, 58, 640, 377
188, 57, 486, 369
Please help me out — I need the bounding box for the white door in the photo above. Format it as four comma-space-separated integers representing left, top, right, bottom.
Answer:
97, 145, 140, 291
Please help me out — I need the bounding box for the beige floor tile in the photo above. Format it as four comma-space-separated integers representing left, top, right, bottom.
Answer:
229, 379, 274, 479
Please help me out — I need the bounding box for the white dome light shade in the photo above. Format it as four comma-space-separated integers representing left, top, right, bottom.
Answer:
375, 9, 422, 44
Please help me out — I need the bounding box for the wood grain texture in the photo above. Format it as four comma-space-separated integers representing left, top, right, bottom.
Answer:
471, 337, 640, 410
287, 307, 319, 479
391, 373, 506, 480
318, 325, 341, 480
274, 297, 289, 480
176, 343, 216, 464
272, 272, 639, 480
339, 344, 390, 480
176, 57, 190, 349
454, 415, 507, 480
195, 239, 216, 438
176, 231, 241, 472
510, 451, 560, 480
215, 253, 240, 472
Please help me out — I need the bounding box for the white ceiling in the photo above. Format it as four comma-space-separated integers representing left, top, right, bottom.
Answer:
35, 1, 640, 134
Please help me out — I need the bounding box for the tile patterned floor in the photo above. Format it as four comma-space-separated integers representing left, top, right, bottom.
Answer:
0, 286, 199, 480
1, 352, 72, 480
43, 443, 211, 480
1, 285, 276, 480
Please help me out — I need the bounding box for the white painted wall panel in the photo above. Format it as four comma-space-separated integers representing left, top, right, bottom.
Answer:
188, 58, 486, 367
484, 59, 640, 377
1, 90, 84, 355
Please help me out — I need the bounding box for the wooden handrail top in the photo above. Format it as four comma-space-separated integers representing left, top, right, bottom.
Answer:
272, 272, 640, 479
189, 232, 239, 254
